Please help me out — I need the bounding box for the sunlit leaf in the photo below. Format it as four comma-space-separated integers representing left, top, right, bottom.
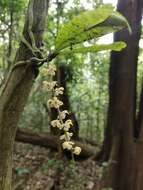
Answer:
60, 42, 126, 54
55, 5, 130, 52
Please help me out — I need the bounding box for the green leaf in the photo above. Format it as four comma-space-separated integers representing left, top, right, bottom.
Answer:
55, 5, 130, 51
15, 167, 30, 175
60, 42, 126, 54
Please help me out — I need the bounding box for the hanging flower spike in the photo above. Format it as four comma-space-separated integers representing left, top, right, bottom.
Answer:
40, 62, 81, 156
47, 97, 63, 109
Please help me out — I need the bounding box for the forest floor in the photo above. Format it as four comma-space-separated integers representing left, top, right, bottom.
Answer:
13, 143, 102, 190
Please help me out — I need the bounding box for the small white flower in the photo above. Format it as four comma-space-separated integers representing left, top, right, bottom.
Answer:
47, 97, 63, 109
40, 64, 56, 76
40, 68, 49, 76
73, 146, 81, 155
42, 81, 57, 91
47, 64, 57, 76
60, 132, 73, 141
54, 87, 64, 96
63, 119, 73, 131
58, 110, 69, 120
60, 134, 65, 140
62, 141, 74, 150
51, 119, 63, 129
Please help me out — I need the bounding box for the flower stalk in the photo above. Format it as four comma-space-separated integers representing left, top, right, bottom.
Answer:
40, 63, 81, 156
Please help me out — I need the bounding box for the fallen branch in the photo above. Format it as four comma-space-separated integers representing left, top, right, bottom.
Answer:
15, 129, 99, 159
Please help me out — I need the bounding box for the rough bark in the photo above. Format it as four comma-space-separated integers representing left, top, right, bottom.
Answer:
100, 0, 143, 189
134, 95, 143, 190
0, 0, 49, 189
135, 81, 143, 137
15, 128, 98, 159
7, 0, 14, 69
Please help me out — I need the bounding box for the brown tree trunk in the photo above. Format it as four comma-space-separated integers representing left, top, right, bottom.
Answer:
0, 0, 49, 189
135, 81, 143, 137
7, 0, 14, 69
100, 0, 143, 189
15, 128, 98, 159
134, 86, 143, 190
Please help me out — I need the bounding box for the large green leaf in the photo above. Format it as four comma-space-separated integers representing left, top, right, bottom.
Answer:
60, 42, 126, 54
55, 5, 130, 52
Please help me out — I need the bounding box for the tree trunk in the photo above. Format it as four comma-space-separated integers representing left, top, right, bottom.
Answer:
7, 0, 14, 69
135, 81, 143, 137
15, 128, 98, 159
0, 0, 49, 189
100, 0, 143, 189
134, 86, 143, 189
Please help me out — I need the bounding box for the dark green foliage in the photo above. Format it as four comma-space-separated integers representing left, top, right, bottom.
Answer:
15, 167, 30, 175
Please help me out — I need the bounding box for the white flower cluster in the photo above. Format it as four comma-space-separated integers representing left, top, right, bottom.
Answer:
40, 64, 81, 156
